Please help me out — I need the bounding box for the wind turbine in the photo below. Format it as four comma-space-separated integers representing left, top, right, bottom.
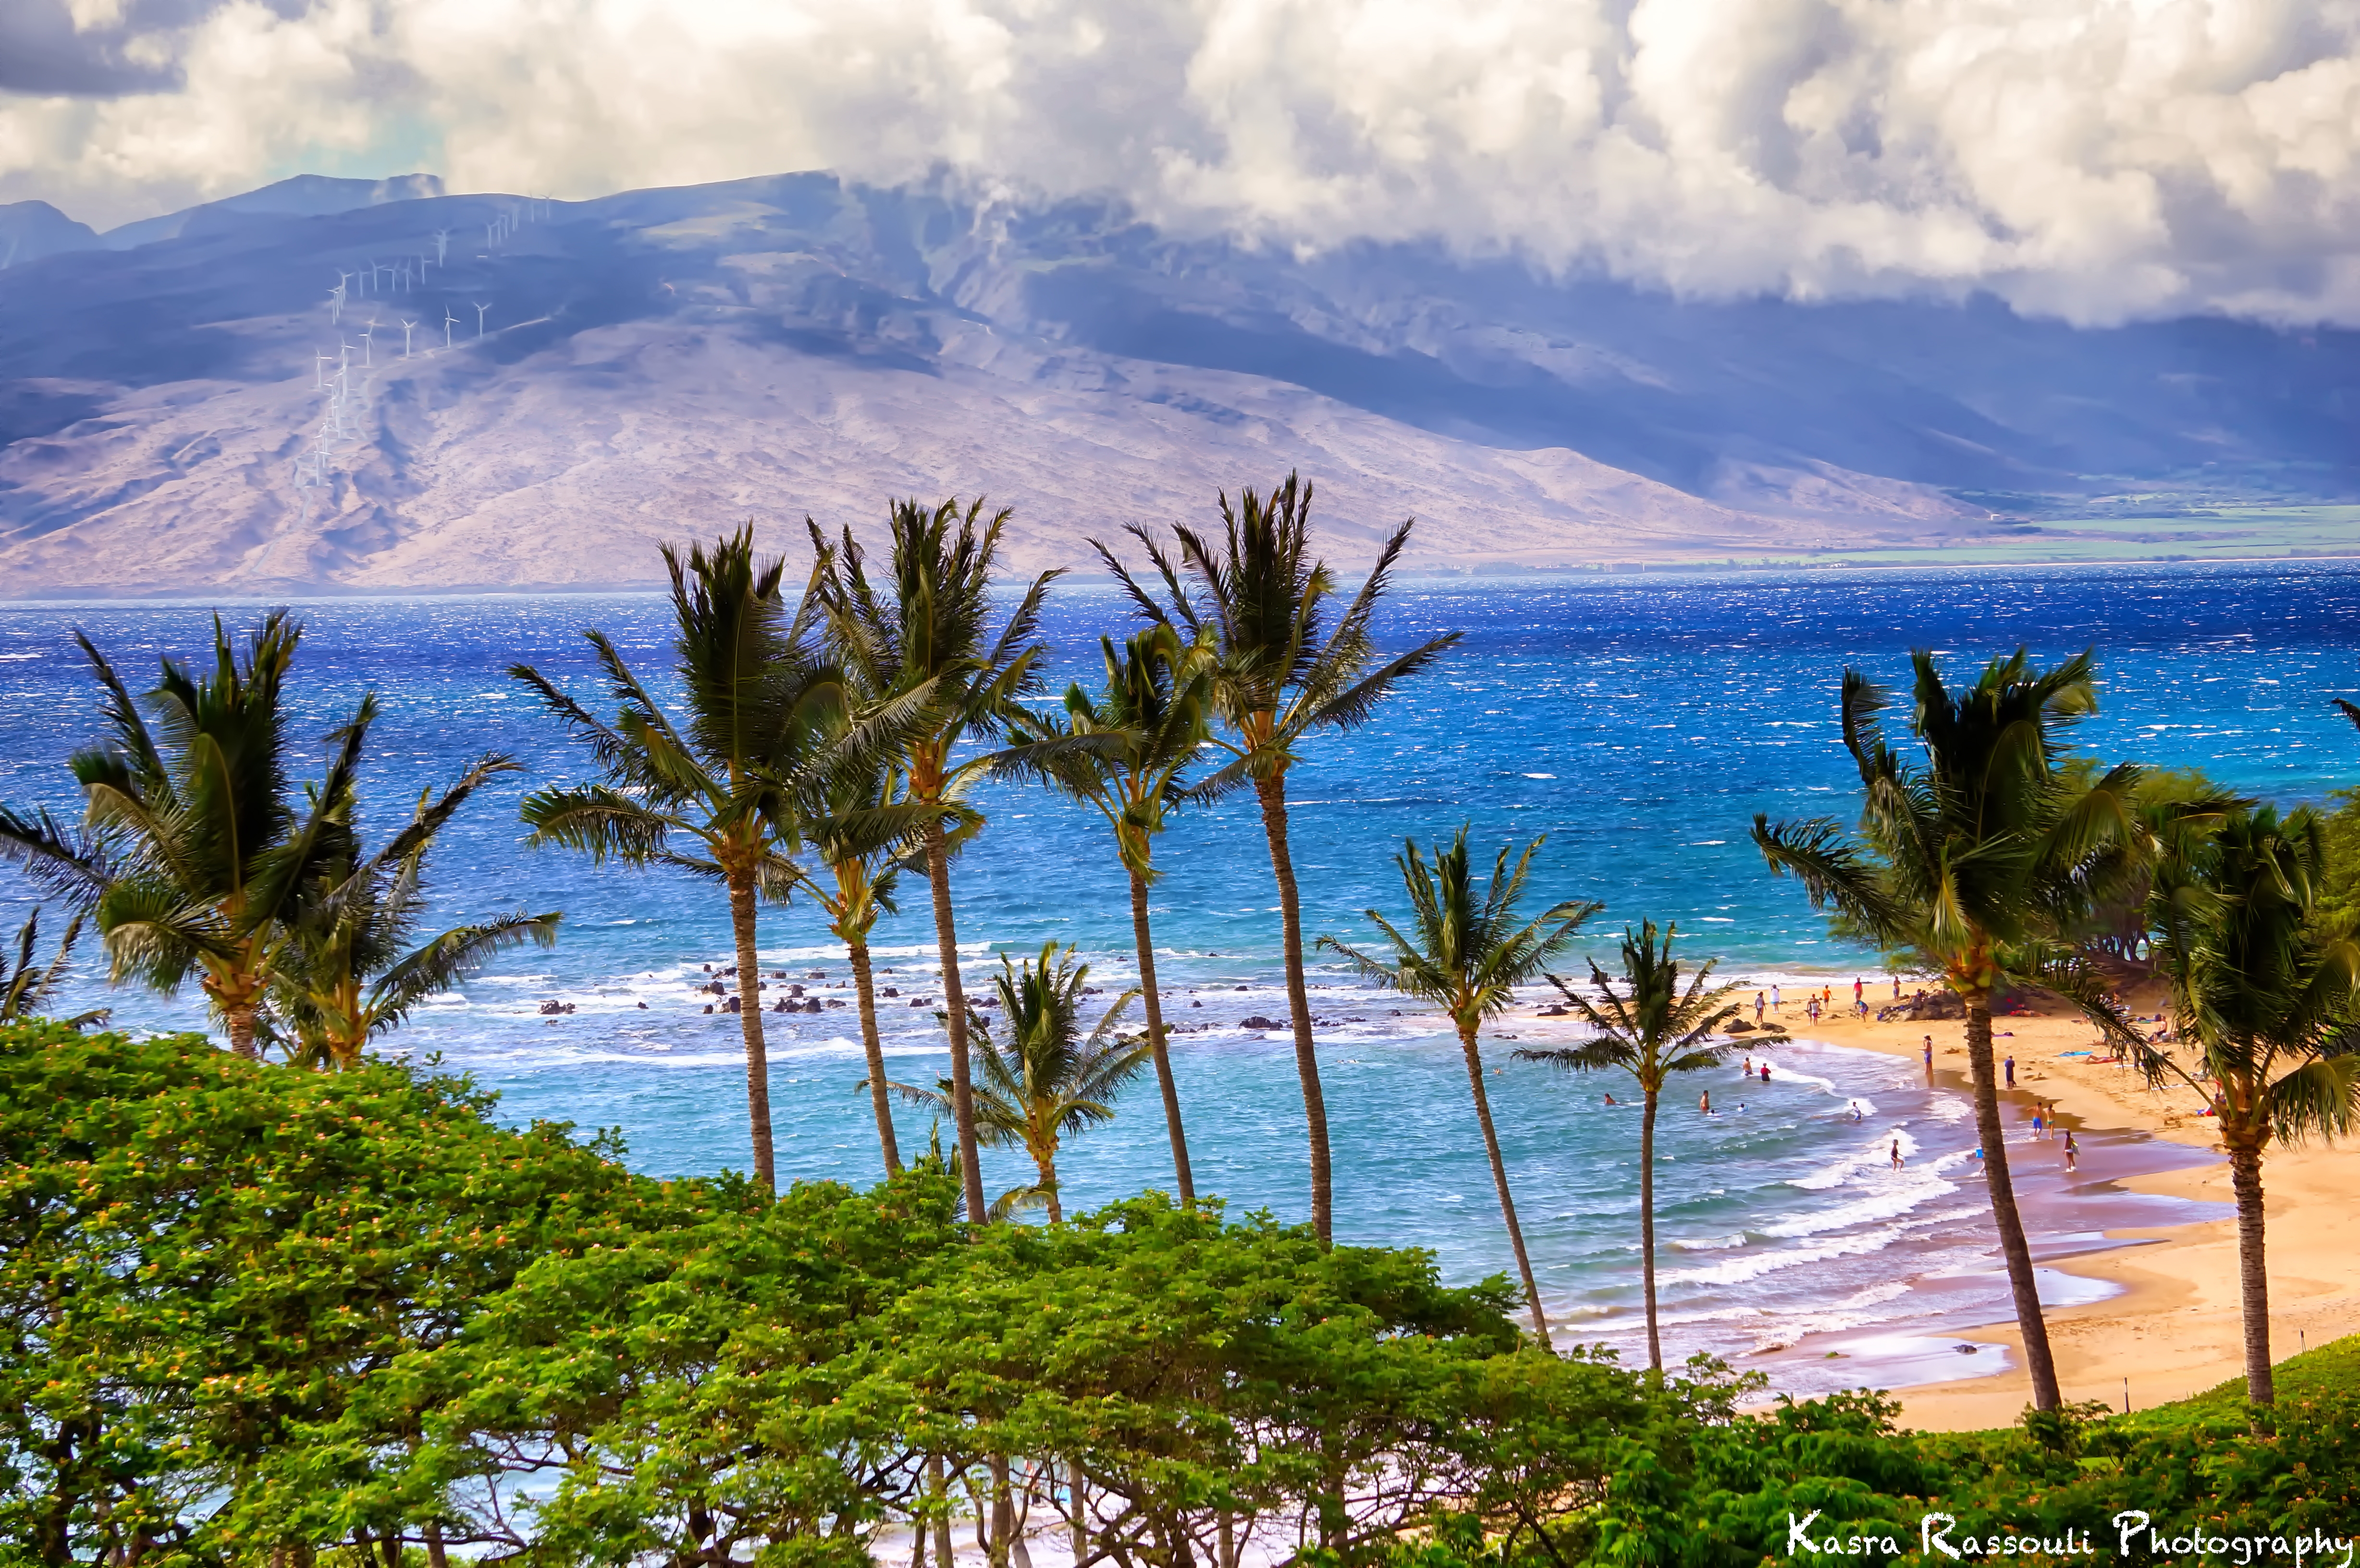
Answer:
314, 350, 332, 389
358, 317, 375, 367
433, 229, 451, 265
399, 318, 416, 357
443, 307, 457, 349
474, 301, 491, 337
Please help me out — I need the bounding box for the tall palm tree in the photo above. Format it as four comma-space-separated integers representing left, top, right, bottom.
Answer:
0, 909, 110, 1029
798, 754, 926, 1178
2142, 805, 2360, 1408
883, 942, 1147, 1222
1318, 828, 1598, 1346
511, 528, 854, 1194
270, 748, 560, 1070
809, 502, 1057, 1225
1513, 921, 1739, 1372
1750, 649, 2150, 1411
993, 624, 1214, 1202
1095, 474, 1460, 1243
0, 613, 364, 1059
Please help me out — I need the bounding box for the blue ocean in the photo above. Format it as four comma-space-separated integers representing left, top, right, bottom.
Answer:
5, 561, 2352, 1386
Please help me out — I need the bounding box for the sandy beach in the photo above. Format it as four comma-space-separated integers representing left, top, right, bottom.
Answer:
1741, 985, 2360, 1430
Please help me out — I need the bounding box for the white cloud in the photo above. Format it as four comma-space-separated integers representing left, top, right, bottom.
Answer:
5, 0, 2360, 323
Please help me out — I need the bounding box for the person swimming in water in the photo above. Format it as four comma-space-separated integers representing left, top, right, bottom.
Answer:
1603, 1092, 1616, 1106
1699, 1090, 1712, 1115
1759, 1062, 1770, 1083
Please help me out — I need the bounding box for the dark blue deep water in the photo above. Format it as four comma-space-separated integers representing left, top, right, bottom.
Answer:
4, 561, 2352, 1382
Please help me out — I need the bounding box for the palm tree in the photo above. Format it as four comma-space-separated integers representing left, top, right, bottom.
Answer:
994, 624, 1214, 1203
0, 613, 365, 1059
0, 909, 110, 1028
1318, 828, 1598, 1347
809, 502, 1057, 1225
511, 528, 854, 1194
270, 749, 560, 1070
883, 943, 1148, 1222
1749, 649, 2151, 1411
1513, 921, 1739, 1372
1095, 474, 1460, 1243
799, 755, 925, 1178
2141, 805, 2360, 1408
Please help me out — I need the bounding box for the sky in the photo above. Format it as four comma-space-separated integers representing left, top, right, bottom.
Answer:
4, 0, 2360, 325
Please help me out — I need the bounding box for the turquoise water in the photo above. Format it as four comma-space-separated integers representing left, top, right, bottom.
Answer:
3, 561, 2349, 1380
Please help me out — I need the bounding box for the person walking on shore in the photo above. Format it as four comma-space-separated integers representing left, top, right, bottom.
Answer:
2063, 1129, 2078, 1173
1755, 990, 1765, 1023
1922, 1036, 1934, 1073
1771, 983, 1781, 1013
2005, 1055, 2016, 1089
1891, 1139, 1904, 1170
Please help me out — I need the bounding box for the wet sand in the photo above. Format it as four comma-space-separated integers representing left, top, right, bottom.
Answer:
1746, 986, 2360, 1430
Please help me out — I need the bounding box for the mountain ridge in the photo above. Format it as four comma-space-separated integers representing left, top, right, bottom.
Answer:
0, 170, 2353, 598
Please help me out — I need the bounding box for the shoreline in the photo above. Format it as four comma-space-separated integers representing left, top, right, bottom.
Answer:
1732, 989, 2360, 1430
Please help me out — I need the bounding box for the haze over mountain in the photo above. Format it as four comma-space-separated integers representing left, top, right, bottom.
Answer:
1, 169, 2355, 598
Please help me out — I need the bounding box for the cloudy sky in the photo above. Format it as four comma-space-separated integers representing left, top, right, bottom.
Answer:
5, 0, 2359, 324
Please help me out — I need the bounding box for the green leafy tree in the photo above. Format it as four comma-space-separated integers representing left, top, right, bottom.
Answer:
0, 909, 108, 1028
0, 612, 364, 1058
1319, 828, 1598, 1348
2142, 805, 2360, 1407
995, 624, 1215, 1203
886, 943, 1147, 1222
1513, 921, 1738, 1372
512, 527, 855, 1193
270, 742, 560, 1070
1096, 474, 1460, 1244
810, 501, 1057, 1225
1749, 649, 2150, 1411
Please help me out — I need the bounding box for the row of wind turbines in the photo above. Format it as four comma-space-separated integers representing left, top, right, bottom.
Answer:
293, 197, 554, 511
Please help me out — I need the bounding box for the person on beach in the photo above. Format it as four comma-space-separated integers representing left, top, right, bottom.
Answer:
1755, 991, 1766, 1023
2064, 1130, 2078, 1172
2032, 1106, 2045, 1139
1922, 1036, 1933, 1072
1891, 1139, 1904, 1170
1853, 976, 1863, 1006
1771, 983, 1782, 1013
2005, 1055, 2016, 1089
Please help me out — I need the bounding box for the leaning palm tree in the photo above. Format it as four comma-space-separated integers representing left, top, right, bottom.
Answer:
799, 751, 927, 1178
0, 613, 364, 1058
809, 502, 1057, 1225
1096, 474, 1460, 1244
1513, 922, 1737, 1372
0, 909, 110, 1028
512, 527, 855, 1194
883, 943, 1148, 1222
2141, 805, 2360, 1408
1318, 828, 1598, 1347
993, 624, 1214, 1202
1750, 649, 2153, 1411
270, 752, 560, 1070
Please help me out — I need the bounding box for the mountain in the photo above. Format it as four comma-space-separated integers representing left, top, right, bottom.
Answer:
96, 173, 447, 252
0, 201, 98, 269
0, 170, 2354, 598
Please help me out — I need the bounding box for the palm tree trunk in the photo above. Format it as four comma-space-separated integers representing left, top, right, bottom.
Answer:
2227, 1123, 2274, 1407
1252, 770, 1333, 1245
1040, 1155, 1063, 1225
1129, 864, 1194, 1204
1640, 1088, 1661, 1373
849, 936, 901, 1177
923, 819, 990, 1225
224, 1004, 259, 1061
1964, 992, 2060, 1410
727, 877, 777, 1195
1456, 1024, 1550, 1348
